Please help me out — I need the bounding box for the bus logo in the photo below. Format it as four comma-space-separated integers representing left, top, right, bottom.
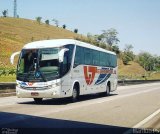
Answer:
84, 66, 115, 85
84, 66, 97, 85
28, 82, 34, 86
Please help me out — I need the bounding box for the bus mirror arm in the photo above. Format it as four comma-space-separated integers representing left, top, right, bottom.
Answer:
10, 51, 20, 65
58, 48, 69, 63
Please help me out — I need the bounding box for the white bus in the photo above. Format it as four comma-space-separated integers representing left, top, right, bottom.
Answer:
11, 39, 117, 103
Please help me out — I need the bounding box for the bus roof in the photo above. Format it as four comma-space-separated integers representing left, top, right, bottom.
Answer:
23, 39, 116, 55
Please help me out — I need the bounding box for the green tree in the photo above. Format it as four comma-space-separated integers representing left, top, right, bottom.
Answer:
2, 10, 8, 17
122, 54, 132, 65
36, 17, 42, 24
74, 29, 78, 33
86, 31, 121, 52
112, 45, 120, 54
62, 24, 66, 29
156, 56, 160, 71
137, 52, 155, 71
122, 44, 135, 65
124, 44, 133, 52
99, 43, 106, 49
100, 28, 120, 46
45, 20, 50, 25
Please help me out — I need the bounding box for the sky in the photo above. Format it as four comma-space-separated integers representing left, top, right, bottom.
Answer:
0, 0, 160, 56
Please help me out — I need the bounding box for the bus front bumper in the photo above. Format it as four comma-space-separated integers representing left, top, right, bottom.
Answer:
16, 86, 62, 98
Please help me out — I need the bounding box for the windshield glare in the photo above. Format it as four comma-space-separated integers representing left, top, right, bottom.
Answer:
17, 48, 60, 76
39, 48, 59, 75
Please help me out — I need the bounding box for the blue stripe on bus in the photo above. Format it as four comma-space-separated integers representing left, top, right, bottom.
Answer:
95, 67, 112, 85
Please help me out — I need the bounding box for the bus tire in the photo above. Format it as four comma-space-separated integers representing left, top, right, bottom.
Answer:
34, 98, 43, 103
71, 85, 79, 102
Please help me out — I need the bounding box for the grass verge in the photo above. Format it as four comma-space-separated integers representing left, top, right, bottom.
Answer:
0, 75, 16, 82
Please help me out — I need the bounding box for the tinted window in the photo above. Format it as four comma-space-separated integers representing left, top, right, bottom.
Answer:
100, 52, 106, 66
84, 48, 93, 65
74, 46, 84, 66
65, 44, 75, 66
61, 44, 75, 76
111, 55, 117, 67
74, 45, 117, 67
93, 50, 100, 65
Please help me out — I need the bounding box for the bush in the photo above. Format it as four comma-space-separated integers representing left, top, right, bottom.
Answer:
122, 54, 132, 65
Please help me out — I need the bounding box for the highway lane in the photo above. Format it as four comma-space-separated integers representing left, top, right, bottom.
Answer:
0, 83, 160, 133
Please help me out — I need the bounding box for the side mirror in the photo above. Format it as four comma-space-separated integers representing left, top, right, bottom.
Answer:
58, 48, 69, 62
10, 51, 20, 65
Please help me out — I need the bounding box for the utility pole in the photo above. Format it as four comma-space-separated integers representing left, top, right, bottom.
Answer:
13, 0, 17, 18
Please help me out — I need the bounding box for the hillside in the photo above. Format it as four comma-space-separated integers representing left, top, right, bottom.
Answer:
0, 17, 159, 82
0, 17, 80, 67
118, 59, 146, 79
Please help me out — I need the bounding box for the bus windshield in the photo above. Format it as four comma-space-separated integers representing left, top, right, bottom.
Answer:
17, 48, 60, 82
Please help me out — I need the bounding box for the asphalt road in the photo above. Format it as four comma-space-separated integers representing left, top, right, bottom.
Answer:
0, 83, 160, 134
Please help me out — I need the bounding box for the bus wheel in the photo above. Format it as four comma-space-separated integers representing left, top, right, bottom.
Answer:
34, 98, 43, 103
71, 85, 79, 102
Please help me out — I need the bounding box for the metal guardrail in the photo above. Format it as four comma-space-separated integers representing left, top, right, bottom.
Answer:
0, 80, 160, 90
0, 82, 16, 90
118, 80, 160, 86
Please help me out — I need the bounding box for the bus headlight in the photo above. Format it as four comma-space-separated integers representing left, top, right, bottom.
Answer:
53, 91, 57, 95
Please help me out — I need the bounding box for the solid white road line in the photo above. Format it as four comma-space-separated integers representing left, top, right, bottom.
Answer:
133, 108, 160, 128
124, 108, 160, 134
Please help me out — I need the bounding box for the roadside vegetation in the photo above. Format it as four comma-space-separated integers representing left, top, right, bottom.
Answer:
0, 15, 159, 82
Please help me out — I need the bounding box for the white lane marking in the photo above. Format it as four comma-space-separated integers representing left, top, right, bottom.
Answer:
124, 108, 160, 134
0, 87, 159, 126
133, 108, 160, 128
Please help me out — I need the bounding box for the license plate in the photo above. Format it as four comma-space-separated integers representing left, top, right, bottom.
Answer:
31, 92, 39, 96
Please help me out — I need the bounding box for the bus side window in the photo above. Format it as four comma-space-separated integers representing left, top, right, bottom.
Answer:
74, 46, 84, 67
60, 44, 75, 76
84, 48, 92, 65
62, 52, 69, 75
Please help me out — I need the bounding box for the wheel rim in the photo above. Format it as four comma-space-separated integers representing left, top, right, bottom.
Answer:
106, 86, 109, 95
73, 88, 77, 99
